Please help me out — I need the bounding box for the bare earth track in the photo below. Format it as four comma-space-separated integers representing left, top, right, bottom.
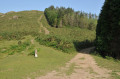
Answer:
36, 47, 111, 79
37, 15, 49, 35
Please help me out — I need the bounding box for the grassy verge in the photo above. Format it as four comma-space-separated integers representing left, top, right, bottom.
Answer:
92, 55, 120, 79
0, 36, 76, 79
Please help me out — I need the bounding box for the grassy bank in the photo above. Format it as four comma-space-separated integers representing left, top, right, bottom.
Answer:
0, 36, 76, 79
92, 55, 120, 79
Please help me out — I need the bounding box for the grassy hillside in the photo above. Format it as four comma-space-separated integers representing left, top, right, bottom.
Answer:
0, 10, 43, 40
41, 13, 95, 42
0, 10, 95, 41
0, 10, 95, 78
0, 10, 120, 79
0, 36, 75, 79
0, 10, 96, 52
36, 15, 96, 52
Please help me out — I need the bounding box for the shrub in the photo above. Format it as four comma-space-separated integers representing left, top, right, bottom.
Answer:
35, 35, 74, 53
35, 35, 95, 53
0, 41, 30, 55
28, 48, 40, 56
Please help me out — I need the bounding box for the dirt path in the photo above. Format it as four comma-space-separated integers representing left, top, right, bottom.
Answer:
37, 15, 49, 35
31, 39, 34, 44
36, 47, 111, 79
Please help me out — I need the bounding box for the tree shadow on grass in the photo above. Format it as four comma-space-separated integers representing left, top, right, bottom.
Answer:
73, 40, 95, 53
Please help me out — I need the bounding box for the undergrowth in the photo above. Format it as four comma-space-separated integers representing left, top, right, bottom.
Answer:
0, 40, 30, 55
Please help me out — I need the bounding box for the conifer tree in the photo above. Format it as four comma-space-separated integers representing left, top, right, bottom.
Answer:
96, 0, 120, 59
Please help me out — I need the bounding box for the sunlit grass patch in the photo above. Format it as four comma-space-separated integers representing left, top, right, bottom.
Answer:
92, 55, 120, 79
0, 36, 76, 79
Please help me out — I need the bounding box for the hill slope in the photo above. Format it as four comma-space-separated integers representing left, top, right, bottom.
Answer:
0, 36, 75, 79
0, 10, 120, 79
0, 10, 95, 52
0, 11, 43, 40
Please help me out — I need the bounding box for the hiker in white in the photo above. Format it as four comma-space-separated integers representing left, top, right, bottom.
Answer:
35, 49, 38, 57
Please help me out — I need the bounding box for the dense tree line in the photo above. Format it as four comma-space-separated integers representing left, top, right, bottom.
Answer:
95, 0, 120, 59
44, 6, 98, 30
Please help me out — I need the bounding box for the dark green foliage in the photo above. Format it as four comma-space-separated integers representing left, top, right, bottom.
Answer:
44, 8, 58, 27
0, 29, 39, 40
28, 48, 40, 56
44, 6, 97, 30
35, 34, 95, 53
18, 41, 22, 45
0, 41, 30, 55
88, 21, 96, 30
95, 0, 120, 59
35, 35, 73, 53
9, 41, 30, 54
73, 40, 94, 51
28, 51, 35, 56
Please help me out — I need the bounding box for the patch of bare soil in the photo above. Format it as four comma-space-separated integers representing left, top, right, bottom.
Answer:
43, 27, 49, 35
36, 47, 111, 79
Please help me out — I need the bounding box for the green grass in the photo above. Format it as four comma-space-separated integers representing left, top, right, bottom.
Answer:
0, 11, 43, 40
0, 10, 96, 78
40, 15, 96, 52
0, 36, 76, 79
37, 16, 96, 53
49, 27, 95, 42
35, 28, 95, 53
65, 63, 76, 75
92, 55, 120, 79
41, 15, 96, 42
0, 36, 33, 58
0, 40, 18, 58
0, 40, 18, 48
0, 10, 96, 42
0, 10, 96, 53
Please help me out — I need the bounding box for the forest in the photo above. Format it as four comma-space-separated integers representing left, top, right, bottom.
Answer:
44, 6, 98, 30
